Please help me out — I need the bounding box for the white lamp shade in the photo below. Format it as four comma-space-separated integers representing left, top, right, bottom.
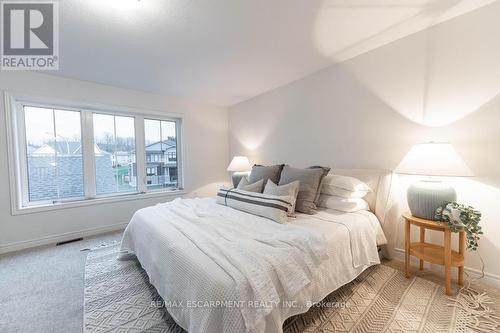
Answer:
227, 156, 251, 172
395, 143, 473, 177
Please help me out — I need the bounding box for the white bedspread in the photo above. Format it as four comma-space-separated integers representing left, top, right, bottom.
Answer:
120, 198, 383, 333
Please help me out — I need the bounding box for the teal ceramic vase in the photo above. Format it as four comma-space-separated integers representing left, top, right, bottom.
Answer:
407, 180, 457, 220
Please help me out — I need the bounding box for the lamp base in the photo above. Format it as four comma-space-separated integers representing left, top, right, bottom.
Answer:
231, 171, 249, 188
407, 180, 457, 220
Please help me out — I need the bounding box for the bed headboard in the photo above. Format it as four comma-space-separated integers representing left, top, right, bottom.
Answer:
330, 169, 400, 259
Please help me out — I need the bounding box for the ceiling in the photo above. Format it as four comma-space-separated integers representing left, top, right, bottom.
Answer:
53, 0, 496, 106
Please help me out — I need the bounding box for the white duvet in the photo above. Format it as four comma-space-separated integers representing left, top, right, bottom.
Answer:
120, 197, 384, 333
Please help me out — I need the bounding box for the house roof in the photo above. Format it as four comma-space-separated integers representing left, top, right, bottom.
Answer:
145, 140, 176, 152
27, 145, 39, 155
31, 141, 108, 156
31, 140, 175, 156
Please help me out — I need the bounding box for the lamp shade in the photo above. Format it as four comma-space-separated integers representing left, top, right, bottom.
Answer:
395, 142, 473, 177
227, 156, 251, 172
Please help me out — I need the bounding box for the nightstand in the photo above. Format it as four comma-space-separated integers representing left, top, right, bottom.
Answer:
403, 213, 465, 295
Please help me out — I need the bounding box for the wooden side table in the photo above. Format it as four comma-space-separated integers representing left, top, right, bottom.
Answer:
403, 213, 465, 295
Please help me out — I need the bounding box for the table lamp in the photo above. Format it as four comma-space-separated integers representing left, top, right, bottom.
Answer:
227, 156, 251, 187
395, 142, 473, 220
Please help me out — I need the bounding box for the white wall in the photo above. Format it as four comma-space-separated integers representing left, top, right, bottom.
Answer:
229, 3, 500, 284
0, 72, 229, 253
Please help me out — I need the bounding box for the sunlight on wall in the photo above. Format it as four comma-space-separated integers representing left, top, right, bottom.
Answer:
102, 0, 143, 11
312, 0, 495, 61
238, 135, 264, 152
89, 0, 161, 19
313, 0, 500, 127
229, 99, 290, 163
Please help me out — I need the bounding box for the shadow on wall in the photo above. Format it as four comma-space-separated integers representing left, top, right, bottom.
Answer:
223, 0, 495, 107
313, 0, 463, 63
335, 0, 500, 187
229, 10, 500, 282
193, 0, 330, 105
338, 0, 500, 127
230, 61, 500, 189
182, 110, 230, 192
228, 0, 500, 279
443, 92, 500, 189
229, 59, 433, 168
230, 0, 500, 188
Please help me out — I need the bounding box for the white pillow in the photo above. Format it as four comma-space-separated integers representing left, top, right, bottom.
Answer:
263, 180, 300, 215
321, 174, 372, 193
322, 186, 370, 198
317, 194, 369, 213
237, 177, 264, 193
216, 187, 293, 223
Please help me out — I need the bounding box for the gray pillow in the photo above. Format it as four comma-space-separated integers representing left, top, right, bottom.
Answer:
248, 164, 284, 185
279, 166, 330, 214
308, 166, 331, 204
237, 177, 264, 193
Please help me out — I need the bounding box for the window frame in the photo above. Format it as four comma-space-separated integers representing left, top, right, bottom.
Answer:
5, 92, 185, 215
91, 111, 138, 197
143, 116, 182, 192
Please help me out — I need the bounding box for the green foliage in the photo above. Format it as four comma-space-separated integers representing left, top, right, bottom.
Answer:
435, 202, 483, 251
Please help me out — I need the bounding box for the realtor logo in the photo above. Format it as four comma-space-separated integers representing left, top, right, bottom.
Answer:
1, 0, 59, 70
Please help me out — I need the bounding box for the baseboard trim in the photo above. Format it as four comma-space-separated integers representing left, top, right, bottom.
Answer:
393, 247, 500, 288
0, 222, 128, 255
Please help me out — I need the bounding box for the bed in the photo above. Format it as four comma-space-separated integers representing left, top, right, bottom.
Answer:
120, 169, 399, 333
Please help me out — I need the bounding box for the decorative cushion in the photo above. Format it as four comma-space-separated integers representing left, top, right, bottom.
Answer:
248, 164, 284, 185
263, 180, 300, 215
279, 165, 330, 214
317, 194, 370, 213
237, 177, 264, 193
308, 166, 331, 204
216, 187, 293, 223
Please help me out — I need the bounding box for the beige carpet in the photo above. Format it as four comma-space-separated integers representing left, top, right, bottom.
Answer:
84, 244, 498, 332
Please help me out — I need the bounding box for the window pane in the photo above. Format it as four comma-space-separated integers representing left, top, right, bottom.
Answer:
144, 119, 178, 189
24, 106, 84, 202
93, 113, 136, 195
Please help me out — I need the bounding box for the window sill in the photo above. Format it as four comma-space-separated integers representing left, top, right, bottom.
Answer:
11, 189, 187, 216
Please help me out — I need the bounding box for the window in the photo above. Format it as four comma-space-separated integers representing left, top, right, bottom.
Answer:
24, 106, 84, 202
167, 151, 177, 162
146, 167, 156, 176
93, 113, 136, 195
8, 96, 183, 212
144, 118, 178, 190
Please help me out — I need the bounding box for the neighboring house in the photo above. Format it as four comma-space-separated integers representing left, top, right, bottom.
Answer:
26, 144, 39, 156
28, 141, 118, 201
130, 139, 178, 188
112, 151, 132, 167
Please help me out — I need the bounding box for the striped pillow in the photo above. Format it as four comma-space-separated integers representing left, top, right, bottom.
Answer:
216, 187, 293, 224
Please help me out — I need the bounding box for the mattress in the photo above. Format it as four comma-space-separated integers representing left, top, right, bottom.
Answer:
120, 198, 385, 333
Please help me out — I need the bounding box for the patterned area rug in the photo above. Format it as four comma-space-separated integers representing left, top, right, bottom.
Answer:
84, 244, 491, 332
